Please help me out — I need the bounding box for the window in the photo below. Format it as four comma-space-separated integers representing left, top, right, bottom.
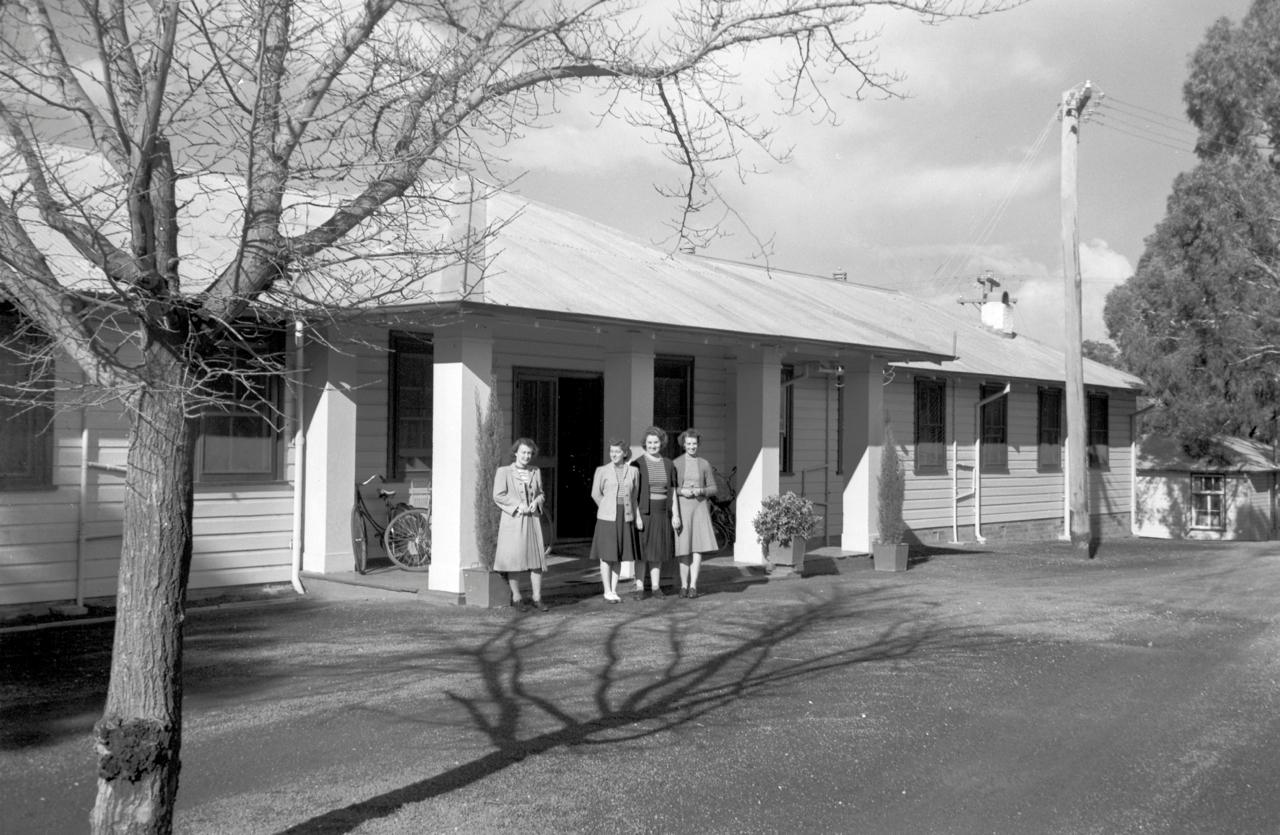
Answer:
654, 356, 693, 459
1191, 474, 1226, 530
914, 378, 946, 473
388, 333, 433, 480
195, 325, 285, 483
0, 304, 54, 490
1037, 386, 1063, 471
1087, 391, 1109, 469
780, 365, 795, 474
979, 383, 1008, 470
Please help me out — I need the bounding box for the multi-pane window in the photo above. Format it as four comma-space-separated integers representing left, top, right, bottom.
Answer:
388, 333, 433, 480
1191, 474, 1225, 530
914, 378, 946, 473
780, 365, 795, 474
1087, 391, 1110, 469
0, 304, 54, 490
1037, 386, 1063, 471
196, 325, 285, 483
979, 383, 1008, 470
653, 356, 693, 460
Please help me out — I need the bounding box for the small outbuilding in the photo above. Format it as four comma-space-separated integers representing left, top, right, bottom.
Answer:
1134, 435, 1279, 541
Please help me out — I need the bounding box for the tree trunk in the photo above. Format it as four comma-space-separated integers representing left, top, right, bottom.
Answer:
91, 355, 196, 834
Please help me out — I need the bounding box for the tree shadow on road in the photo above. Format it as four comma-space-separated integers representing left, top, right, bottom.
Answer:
278, 585, 998, 834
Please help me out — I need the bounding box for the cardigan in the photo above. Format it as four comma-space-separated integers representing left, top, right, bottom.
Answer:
631, 455, 681, 522
672, 454, 718, 499
590, 463, 639, 522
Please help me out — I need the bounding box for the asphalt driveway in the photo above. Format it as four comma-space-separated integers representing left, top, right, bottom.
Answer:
4, 538, 1280, 834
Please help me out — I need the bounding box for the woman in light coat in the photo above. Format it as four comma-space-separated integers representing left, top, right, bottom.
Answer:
492, 437, 549, 611
588, 438, 640, 603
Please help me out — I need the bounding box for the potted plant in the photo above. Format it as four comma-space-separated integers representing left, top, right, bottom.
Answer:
752, 491, 821, 574
466, 380, 511, 607
874, 424, 910, 572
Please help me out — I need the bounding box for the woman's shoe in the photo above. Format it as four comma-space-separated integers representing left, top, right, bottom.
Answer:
604, 593, 621, 604
532, 599, 550, 612
686, 587, 700, 599
512, 599, 530, 612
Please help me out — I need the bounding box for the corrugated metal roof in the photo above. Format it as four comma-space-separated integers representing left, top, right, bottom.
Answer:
455, 194, 1141, 390
3, 144, 1142, 390
1138, 435, 1280, 473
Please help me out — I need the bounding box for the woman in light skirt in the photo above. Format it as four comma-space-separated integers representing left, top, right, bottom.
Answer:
492, 437, 549, 611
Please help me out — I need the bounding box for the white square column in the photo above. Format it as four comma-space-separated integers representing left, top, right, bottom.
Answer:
841, 359, 883, 553
604, 332, 655, 459
302, 331, 359, 574
430, 326, 494, 594
733, 347, 782, 565
605, 331, 654, 581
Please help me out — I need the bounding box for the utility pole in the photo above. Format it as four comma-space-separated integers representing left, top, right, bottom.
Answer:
1061, 81, 1092, 552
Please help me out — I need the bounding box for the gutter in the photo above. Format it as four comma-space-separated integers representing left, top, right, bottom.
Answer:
972, 383, 1011, 544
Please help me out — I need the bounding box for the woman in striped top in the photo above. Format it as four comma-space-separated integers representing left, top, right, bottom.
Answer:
630, 426, 681, 600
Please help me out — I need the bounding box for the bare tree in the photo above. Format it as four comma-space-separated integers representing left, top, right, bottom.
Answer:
0, 0, 1013, 830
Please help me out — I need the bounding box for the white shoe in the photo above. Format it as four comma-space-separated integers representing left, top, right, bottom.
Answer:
604, 592, 621, 603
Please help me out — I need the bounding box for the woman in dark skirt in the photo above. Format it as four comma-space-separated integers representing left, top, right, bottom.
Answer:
631, 426, 681, 599
588, 438, 639, 604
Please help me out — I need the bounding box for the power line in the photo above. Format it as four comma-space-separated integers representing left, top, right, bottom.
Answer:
927, 108, 1059, 295
1099, 95, 1194, 131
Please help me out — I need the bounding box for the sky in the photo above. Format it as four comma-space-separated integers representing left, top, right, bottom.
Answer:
503, 0, 1255, 351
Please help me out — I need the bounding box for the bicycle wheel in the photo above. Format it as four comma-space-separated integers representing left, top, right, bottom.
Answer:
711, 505, 735, 551
384, 508, 431, 570
351, 507, 369, 574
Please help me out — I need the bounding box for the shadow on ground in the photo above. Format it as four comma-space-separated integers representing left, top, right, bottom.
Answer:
276, 585, 1005, 834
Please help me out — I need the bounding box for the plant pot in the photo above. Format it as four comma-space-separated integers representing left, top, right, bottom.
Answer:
873, 542, 909, 572
464, 567, 510, 607
769, 537, 808, 574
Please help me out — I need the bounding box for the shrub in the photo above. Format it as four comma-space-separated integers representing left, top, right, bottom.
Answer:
473, 378, 504, 570
878, 424, 907, 545
752, 491, 822, 554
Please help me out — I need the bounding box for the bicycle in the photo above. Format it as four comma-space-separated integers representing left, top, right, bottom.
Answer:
709, 465, 737, 552
351, 474, 432, 573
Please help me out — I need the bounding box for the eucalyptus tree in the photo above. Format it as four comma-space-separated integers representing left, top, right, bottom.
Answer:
1106, 0, 1280, 449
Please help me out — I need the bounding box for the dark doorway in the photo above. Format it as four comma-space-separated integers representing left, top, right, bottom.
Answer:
512, 368, 603, 543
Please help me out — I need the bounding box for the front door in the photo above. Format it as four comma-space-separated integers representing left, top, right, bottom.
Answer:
513, 368, 603, 543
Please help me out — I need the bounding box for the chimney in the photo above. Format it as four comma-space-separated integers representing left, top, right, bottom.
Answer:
980, 290, 1015, 336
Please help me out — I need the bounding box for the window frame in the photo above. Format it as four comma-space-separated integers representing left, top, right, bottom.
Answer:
780, 364, 795, 474
387, 331, 434, 481
1190, 473, 1226, 531
1087, 391, 1110, 470
1037, 386, 1063, 472
0, 305, 55, 491
979, 382, 1009, 472
653, 355, 694, 460
913, 377, 947, 474
194, 325, 287, 484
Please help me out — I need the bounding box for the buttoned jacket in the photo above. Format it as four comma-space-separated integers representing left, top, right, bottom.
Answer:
590, 463, 639, 522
